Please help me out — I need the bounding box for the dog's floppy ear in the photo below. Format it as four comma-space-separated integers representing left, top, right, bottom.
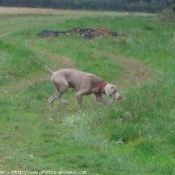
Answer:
104, 84, 113, 96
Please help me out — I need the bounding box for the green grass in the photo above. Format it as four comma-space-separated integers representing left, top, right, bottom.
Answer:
0, 9, 175, 174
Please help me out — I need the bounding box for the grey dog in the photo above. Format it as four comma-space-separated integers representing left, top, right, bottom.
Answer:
45, 65, 122, 110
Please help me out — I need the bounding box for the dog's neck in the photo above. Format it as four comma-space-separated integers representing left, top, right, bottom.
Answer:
99, 81, 107, 94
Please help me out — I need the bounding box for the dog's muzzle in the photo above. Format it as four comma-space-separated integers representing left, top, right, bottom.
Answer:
111, 93, 122, 100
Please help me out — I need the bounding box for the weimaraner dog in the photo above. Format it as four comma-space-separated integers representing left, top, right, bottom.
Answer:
45, 65, 122, 110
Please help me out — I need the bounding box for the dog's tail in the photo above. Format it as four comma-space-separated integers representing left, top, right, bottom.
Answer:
45, 65, 54, 75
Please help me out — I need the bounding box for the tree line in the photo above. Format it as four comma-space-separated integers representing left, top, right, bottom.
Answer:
0, 0, 174, 12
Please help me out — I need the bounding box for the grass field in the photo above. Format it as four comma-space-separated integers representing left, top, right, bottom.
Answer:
0, 7, 175, 175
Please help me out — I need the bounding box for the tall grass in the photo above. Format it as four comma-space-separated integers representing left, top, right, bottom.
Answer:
0, 39, 46, 85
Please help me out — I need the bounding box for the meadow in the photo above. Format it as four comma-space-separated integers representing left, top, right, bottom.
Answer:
0, 7, 175, 175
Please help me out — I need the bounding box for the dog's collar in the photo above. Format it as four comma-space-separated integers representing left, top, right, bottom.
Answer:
99, 81, 107, 94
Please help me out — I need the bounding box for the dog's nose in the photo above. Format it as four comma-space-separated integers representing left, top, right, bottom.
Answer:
118, 95, 122, 100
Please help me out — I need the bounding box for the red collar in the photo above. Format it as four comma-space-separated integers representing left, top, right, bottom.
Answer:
99, 81, 107, 94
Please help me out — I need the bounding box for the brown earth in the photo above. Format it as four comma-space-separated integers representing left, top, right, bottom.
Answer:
37, 27, 124, 39
116, 56, 154, 89
0, 6, 87, 14
92, 50, 154, 89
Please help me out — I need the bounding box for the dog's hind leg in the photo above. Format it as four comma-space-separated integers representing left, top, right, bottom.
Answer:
48, 86, 69, 111
48, 89, 60, 111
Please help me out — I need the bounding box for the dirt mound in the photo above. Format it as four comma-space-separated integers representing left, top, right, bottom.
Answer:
37, 27, 124, 39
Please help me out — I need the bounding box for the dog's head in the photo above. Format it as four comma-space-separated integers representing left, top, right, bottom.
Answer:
104, 84, 122, 100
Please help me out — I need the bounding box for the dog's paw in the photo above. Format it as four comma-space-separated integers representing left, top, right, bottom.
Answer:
61, 99, 69, 105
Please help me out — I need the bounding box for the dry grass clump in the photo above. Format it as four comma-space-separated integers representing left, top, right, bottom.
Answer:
157, 5, 175, 22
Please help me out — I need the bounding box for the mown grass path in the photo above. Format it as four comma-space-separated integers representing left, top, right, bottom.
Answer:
92, 49, 154, 88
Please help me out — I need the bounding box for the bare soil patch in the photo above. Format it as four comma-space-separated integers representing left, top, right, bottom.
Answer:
37, 27, 124, 39
93, 50, 154, 88
116, 56, 154, 88
0, 6, 85, 15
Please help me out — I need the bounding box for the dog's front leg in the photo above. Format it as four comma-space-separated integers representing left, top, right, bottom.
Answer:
95, 94, 112, 106
76, 95, 84, 109
76, 91, 84, 109
76, 89, 91, 109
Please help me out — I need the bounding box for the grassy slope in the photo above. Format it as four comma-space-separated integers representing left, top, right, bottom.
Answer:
0, 8, 175, 174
